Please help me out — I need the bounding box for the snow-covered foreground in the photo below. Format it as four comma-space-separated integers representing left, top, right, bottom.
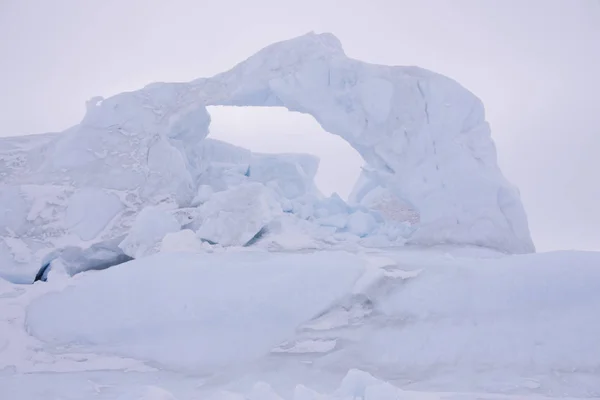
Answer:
1, 247, 599, 399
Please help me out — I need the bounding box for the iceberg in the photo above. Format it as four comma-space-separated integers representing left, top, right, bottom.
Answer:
0, 32, 534, 281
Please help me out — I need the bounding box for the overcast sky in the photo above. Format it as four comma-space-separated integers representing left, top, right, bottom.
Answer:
1, 0, 599, 251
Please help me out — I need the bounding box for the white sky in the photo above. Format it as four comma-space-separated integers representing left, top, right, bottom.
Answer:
1, 0, 599, 251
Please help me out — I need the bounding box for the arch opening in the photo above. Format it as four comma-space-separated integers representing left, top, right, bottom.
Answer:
206, 106, 364, 200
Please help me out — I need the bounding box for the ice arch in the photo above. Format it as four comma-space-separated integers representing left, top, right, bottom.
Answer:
76, 32, 535, 253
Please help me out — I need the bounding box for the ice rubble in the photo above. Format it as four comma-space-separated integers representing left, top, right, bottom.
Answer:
0, 32, 535, 281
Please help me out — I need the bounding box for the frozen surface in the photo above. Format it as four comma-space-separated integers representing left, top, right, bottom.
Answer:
0, 248, 598, 399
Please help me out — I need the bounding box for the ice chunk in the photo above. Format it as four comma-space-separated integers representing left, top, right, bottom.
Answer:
316, 214, 347, 229
346, 211, 377, 237
196, 162, 250, 192
313, 193, 350, 219
160, 229, 205, 253
193, 183, 283, 247
119, 207, 181, 258
196, 138, 252, 167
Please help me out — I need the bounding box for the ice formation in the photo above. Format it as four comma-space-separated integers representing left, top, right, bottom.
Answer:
0, 32, 534, 281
